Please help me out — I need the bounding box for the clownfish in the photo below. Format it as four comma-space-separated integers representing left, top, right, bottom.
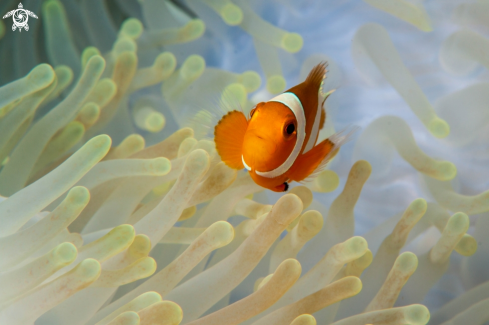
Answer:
214, 62, 348, 192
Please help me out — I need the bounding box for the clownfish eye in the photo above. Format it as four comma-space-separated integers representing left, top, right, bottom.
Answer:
283, 122, 296, 138
286, 124, 295, 134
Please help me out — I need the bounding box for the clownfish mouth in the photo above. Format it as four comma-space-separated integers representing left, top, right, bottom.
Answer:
242, 155, 252, 171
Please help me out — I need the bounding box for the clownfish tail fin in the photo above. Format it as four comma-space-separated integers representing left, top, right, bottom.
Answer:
288, 138, 333, 183
327, 125, 359, 151
307, 125, 359, 180
288, 125, 359, 183
214, 110, 248, 170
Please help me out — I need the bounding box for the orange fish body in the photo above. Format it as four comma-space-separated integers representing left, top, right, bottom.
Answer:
214, 63, 343, 192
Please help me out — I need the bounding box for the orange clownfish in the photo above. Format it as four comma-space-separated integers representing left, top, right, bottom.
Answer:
214, 62, 348, 192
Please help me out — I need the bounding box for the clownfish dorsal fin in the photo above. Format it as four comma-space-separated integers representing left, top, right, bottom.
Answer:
305, 62, 327, 88
319, 107, 326, 130
286, 62, 327, 154
214, 110, 248, 169
318, 88, 335, 131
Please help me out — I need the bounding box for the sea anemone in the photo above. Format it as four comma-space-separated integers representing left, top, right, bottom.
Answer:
0, 0, 488, 324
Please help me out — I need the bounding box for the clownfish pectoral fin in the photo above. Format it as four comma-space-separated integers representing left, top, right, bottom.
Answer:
214, 110, 248, 169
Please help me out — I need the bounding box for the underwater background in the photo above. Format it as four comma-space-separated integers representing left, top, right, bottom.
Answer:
0, 0, 489, 324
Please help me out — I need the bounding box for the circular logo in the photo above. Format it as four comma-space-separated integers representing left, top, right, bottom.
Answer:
2, 3, 38, 32
13, 9, 28, 28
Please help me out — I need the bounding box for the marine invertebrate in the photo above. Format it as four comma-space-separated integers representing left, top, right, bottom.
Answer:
440, 28, 489, 76
352, 23, 449, 138
0, 0, 487, 324
361, 0, 432, 32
